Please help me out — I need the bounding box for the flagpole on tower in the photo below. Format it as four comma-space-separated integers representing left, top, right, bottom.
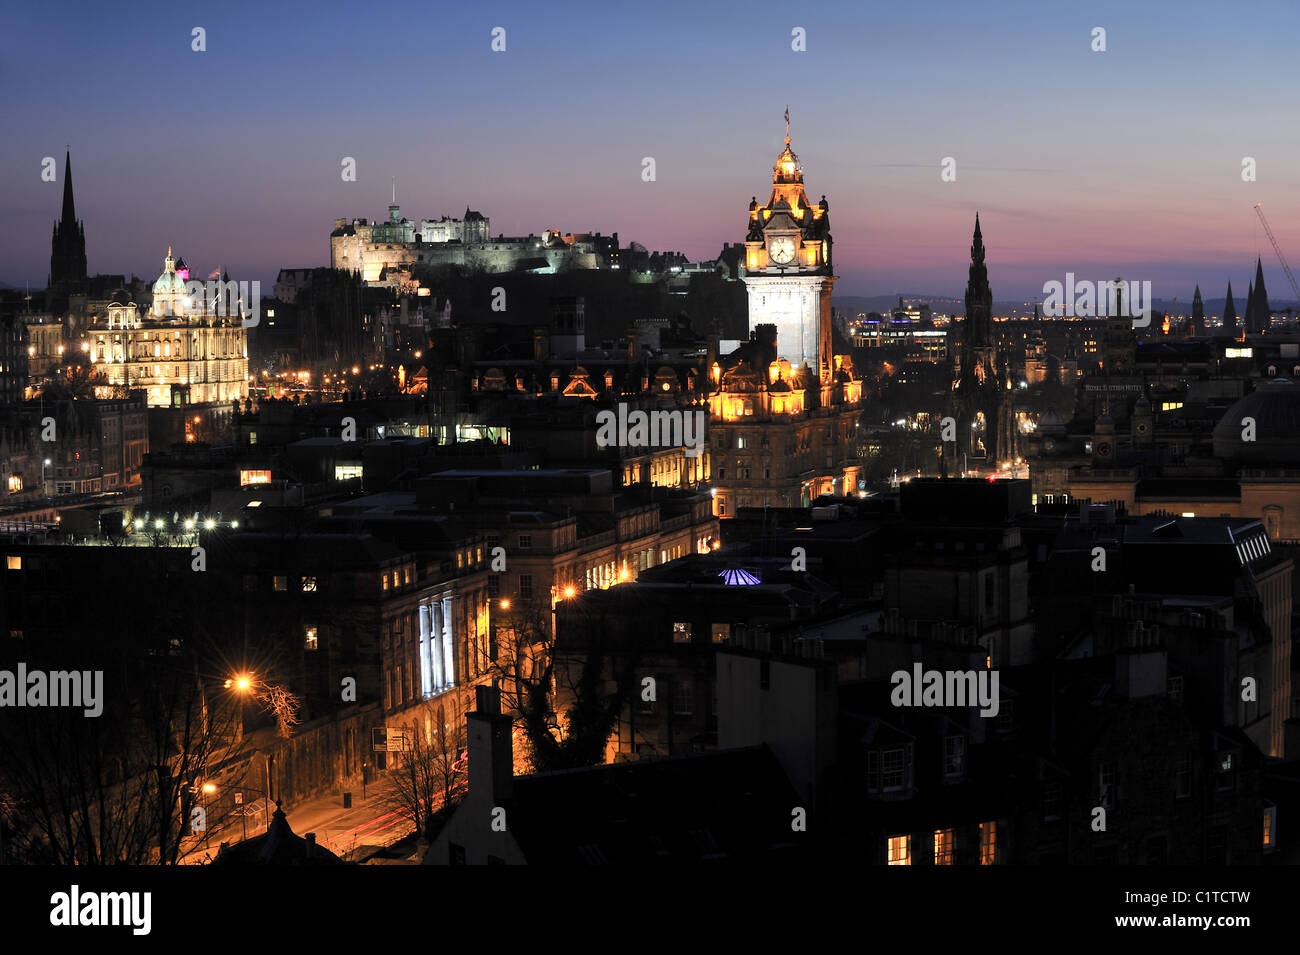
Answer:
784, 106, 790, 144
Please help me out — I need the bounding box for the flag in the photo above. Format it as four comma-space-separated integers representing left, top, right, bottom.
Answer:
208, 268, 221, 279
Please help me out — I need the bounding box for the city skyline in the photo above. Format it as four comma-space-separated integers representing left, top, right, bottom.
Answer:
4, 0, 1300, 298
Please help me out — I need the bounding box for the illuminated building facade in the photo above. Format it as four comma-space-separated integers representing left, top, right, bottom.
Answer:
329, 206, 614, 283
712, 121, 863, 514
741, 122, 835, 390
84, 249, 250, 408
708, 325, 863, 513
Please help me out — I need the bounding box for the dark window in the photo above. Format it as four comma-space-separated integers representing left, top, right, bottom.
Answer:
449, 843, 466, 865
1145, 836, 1167, 865
1175, 752, 1193, 798
1206, 826, 1228, 864
1043, 782, 1061, 820
1216, 753, 1236, 792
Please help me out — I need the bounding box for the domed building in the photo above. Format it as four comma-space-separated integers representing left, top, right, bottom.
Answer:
149, 248, 190, 318
83, 248, 250, 410
1211, 379, 1300, 465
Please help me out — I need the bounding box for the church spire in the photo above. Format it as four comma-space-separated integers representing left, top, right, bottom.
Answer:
60, 149, 76, 226
1190, 285, 1203, 337
49, 149, 87, 289
1224, 280, 1237, 330
1251, 257, 1270, 333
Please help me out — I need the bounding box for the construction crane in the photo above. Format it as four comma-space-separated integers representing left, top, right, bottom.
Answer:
1254, 202, 1300, 314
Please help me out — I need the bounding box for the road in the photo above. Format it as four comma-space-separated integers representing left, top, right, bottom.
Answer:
178, 774, 416, 864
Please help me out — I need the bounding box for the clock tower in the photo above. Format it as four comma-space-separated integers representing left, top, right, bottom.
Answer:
742, 115, 835, 389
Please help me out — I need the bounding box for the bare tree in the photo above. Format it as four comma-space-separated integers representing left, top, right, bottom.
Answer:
0, 657, 248, 865
384, 693, 468, 839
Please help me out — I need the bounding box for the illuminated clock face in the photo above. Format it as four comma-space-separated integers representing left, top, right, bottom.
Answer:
770, 238, 796, 264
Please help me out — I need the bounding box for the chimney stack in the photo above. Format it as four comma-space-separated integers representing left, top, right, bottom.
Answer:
468, 685, 513, 804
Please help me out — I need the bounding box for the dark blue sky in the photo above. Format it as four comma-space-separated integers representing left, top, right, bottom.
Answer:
4, 0, 1300, 301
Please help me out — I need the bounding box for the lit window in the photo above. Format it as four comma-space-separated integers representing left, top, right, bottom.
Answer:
334, 464, 363, 480
672, 622, 692, 643
7, 475, 21, 494
1265, 805, 1277, 850
933, 829, 953, 865
887, 835, 911, 865
302, 577, 317, 592
710, 623, 730, 644
5, 556, 20, 570
979, 821, 998, 865
305, 627, 318, 651
273, 576, 287, 591
239, 469, 271, 486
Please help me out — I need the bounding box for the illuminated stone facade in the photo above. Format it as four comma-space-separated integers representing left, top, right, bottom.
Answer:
741, 129, 835, 387
85, 250, 249, 408
708, 326, 863, 513
330, 206, 609, 283
711, 123, 863, 514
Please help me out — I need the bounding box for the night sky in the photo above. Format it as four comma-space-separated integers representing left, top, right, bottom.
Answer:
4, 0, 1299, 300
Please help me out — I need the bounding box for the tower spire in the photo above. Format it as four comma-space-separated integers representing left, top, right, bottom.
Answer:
49, 149, 87, 289
60, 149, 76, 225
784, 105, 790, 144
